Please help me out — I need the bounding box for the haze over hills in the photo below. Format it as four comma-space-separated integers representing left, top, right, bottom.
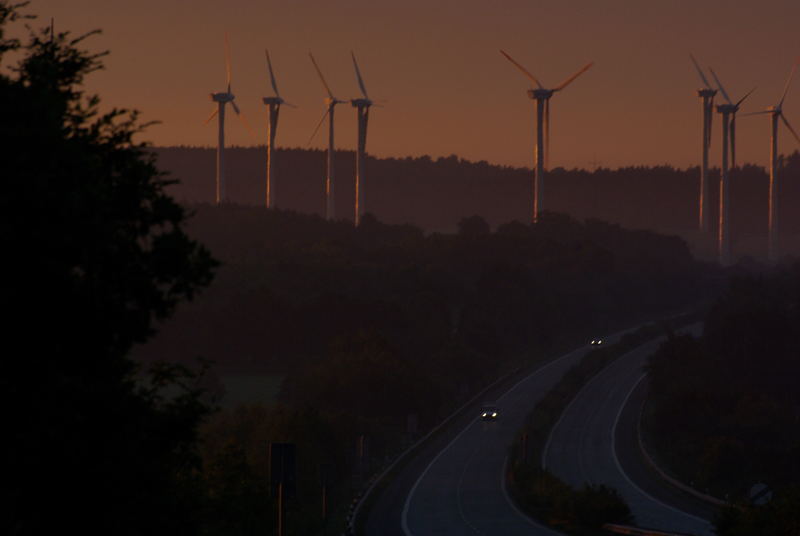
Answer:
153, 146, 800, 261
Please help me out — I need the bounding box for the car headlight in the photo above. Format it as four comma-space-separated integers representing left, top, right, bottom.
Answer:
492, 412, 497, 417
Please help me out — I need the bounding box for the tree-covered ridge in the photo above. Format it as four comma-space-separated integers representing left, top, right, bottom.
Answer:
646, 267, 800, 533
154, 146, 800, 258
141, 206, 714, 379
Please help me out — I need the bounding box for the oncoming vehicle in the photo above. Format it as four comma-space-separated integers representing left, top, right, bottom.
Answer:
590, 338, 604, 346
480, 405, 499, 421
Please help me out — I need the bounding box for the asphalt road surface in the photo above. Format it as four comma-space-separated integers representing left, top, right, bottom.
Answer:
367, 329, 634, 536
542, 328, 717, 536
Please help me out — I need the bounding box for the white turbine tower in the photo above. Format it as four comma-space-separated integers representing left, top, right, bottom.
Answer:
746, 59, 800, 263
500, 50, 593, 223
709, 67, 755, 266
690, 54, 717, 233
263, 50, 295, 209
204, 34, 254, 205
309, 52, 347, 220
350, 52, 379, 226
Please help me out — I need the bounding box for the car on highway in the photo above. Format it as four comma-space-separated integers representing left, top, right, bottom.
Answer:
480, 405, 499, 421
590, 338, 604, 346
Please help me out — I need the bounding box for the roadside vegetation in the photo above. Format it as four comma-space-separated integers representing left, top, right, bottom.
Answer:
646, 266, 800, 535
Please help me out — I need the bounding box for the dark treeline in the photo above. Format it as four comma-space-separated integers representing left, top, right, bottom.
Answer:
647, 266, 800, 534
140, 206, 718, 378
134, 204, 721, 534
154, 146, 800, 259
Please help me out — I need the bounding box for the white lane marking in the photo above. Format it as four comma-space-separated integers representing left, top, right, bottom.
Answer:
456, 441, 485, 534
541, 338, 661, 471
402, 345, 587, 536
401, 416, 479, 536
401, 325, 643, 536
611, 373, 712, 527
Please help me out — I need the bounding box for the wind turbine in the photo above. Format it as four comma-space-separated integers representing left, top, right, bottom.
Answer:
263, 50, 295, 209
350, 52, 379, 226
709, 67, 756, 266
500, 50, 593, 223
309, 52, 348, 220
690, 54, 717, 233
745, 59, 800, 263
204, 34, 254, 205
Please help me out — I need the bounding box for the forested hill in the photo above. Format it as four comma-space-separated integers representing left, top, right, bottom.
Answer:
152, 146, 800, 260
137, 205, 718, 374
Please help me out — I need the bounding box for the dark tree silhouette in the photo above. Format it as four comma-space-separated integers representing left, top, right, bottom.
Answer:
1, 5, 215, 534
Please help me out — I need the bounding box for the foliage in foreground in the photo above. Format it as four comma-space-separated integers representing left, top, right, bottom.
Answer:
2, 3, 216, 533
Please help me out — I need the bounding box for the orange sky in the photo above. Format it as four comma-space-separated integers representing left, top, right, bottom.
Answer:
12, 0, 800, 169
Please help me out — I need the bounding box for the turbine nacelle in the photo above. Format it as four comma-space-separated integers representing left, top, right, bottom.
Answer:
263, 96, 284, 106
716, 103, 739, 113
351, 98, 372, 108
528, 88, 555, 100
211, 92, 234, 103
697, 88, 717, 98
324, 97, 347, 107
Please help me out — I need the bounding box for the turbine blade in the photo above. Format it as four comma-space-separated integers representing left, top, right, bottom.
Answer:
232, 104, 257, 140
780, 114, 800, 146
283, 101, 298, 108
499, 49, 543, 89
730, 115, 736, 168
741, 110, 772, 116
309, 52, 335, 99
266, 49, 280, 98
307, 108, 330, 145
709, 67, 732, 104
553, 62, 593, 92
204, 107, 219, 125
778, 58, 800, 108
690, 53, 712, 88
736, 87, 757, 108
225, 32, 232, 93
351, 51, 369, 99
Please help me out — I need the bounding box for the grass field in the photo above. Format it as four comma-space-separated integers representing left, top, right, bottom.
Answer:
219, 374, 284, 408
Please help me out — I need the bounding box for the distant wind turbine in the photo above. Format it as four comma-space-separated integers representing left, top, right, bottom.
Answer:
500, 50, 593, 223
709, 67, 756, 266
262, 50, 295, 209
205, 34, 255, 205
309, 52, 348, 220
690, 54, 717, 233
745, 59, 800, 263
350, 52, 381, 226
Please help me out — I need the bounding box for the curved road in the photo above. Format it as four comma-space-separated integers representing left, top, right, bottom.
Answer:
543, 327, 716, 535
367, 329, 634, 536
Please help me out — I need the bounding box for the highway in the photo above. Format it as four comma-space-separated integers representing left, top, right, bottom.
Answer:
366, 329, 633, 536
542, 328, 717, 536
366, 325, 720, 536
